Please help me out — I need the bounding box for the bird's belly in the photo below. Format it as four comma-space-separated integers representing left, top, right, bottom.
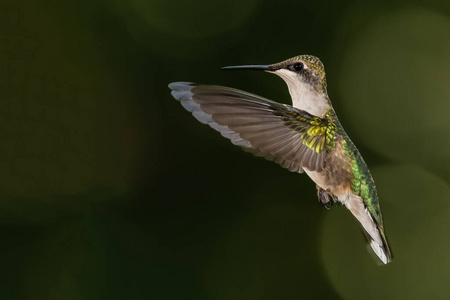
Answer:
304, 169, 351, 199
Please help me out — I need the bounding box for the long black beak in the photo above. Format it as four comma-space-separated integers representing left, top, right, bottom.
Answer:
221, 65, 273, 71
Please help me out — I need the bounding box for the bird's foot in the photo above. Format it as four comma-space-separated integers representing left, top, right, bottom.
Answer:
317, 188, 338, 209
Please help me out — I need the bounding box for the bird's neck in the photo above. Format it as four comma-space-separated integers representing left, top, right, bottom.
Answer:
276, 70, 332, 117
289, 85, 331, 117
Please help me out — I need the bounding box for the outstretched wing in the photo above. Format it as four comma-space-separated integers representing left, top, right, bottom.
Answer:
169, 82, 337, 173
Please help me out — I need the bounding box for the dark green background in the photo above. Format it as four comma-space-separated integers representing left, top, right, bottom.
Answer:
2, 0, 450, 299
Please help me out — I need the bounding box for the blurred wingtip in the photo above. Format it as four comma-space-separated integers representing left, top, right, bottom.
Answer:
168, 82, 196, 91
169, 82, 197, 103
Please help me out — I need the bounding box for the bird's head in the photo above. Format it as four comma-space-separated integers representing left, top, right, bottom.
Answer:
269, 55, 327, 94
222, 55, 331, 116
222, 55, 327, 94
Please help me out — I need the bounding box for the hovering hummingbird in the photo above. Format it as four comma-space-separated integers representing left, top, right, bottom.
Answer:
168, 55, 392, 264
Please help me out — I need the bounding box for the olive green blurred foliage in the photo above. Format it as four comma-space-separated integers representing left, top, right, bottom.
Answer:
1, 0, 450, 298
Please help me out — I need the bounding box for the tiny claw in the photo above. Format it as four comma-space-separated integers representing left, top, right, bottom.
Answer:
317, 188, 336, 209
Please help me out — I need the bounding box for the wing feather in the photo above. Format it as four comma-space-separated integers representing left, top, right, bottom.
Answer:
169, 82, 336, 172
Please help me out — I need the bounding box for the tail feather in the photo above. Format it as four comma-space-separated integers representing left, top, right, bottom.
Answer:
344, 194, 392, 264
364, 230, 392, 265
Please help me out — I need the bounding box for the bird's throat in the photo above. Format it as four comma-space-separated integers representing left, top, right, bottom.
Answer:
274, 69, 331, 117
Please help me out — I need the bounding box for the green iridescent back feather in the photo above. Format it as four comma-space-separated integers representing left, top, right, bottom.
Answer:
327, 111, 384, 228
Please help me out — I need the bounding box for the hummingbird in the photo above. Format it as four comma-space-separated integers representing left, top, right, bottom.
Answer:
168, 55, 392, 264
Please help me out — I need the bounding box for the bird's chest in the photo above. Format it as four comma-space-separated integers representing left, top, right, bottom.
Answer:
304, 140, 354, 198
305, 169, 352, 200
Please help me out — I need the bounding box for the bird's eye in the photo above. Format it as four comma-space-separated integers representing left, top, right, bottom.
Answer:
293, 63, 304, 72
